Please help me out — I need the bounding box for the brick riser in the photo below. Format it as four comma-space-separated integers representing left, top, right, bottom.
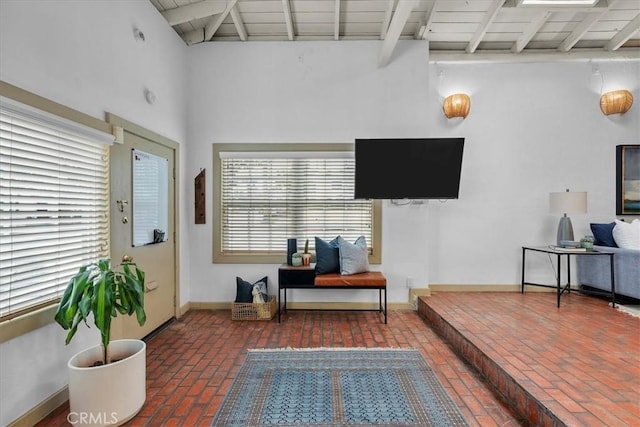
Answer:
417, 298, 563, 427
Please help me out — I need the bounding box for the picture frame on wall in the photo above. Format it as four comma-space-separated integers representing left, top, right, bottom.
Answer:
616, 145, 640, 215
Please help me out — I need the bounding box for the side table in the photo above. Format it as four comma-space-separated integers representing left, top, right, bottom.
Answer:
521, 246, 615, 308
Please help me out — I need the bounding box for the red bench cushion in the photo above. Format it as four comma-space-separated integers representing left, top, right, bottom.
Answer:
314, 271, 386, 287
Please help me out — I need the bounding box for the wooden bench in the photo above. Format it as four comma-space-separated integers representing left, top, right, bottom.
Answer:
277, 265, 387, 323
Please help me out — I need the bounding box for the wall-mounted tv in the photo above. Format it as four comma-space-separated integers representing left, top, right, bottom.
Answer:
355, 138, 465, 199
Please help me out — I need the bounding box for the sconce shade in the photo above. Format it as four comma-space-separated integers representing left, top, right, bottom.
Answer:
443, 93, 470, 119
600, 90, 633, 115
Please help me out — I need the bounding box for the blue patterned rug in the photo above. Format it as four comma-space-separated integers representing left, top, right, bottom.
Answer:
211, 348, 468, 426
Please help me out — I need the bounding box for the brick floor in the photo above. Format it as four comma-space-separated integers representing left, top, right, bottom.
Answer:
418, 292, 640, 427
37, 308, 522, 426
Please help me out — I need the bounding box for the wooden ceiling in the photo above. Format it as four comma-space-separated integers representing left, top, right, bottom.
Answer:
150, 0, 640, 64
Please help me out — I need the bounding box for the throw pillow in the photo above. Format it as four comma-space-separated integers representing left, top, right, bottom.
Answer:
338, 236, 370, 275
612, 219, 640, 250
315, 236, 341, 274
235, 276, 268, 303
590, 222, 618, 247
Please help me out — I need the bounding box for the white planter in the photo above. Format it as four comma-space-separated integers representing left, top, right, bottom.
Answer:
68, 339, 146, 427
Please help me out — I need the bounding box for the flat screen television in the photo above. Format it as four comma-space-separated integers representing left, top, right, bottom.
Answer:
354, 138, 465, 199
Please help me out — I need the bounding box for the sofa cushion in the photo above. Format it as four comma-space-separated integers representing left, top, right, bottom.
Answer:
314, 236, 340, 274
338, 236, 370, 275
590, 222, 617, 247
612, 219, 640, 250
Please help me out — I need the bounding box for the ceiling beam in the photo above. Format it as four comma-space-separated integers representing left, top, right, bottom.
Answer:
282, 0, 295, 41
415, 0, 440, 39
161, 1, 227, 26
183, 29, 204, 45
466, 0, 507, 53
230, 5, 248, 41
380, 0, 396, 40
204, 0, 238, 41
334, 0, 341, 41
511, 10, 552, 52
605, 12, 640, 51
378, 0, 418, 67
557, 11, 603, 51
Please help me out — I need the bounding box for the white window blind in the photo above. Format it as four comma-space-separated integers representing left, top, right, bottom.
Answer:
0, 100, 111, 318
220, 152, 374, 255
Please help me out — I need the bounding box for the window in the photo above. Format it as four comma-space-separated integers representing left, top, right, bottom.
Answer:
0, 97, 112, 319
213, 143, 381, 264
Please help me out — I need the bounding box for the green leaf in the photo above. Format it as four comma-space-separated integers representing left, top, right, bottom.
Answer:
54, 259, 147, 361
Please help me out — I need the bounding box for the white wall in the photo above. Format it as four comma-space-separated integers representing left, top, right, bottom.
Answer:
1, 1, 639, 424
0, 2, 187, 425
185, 41, 434, 304
426, 59, 640, 284
185, 41, 639, 304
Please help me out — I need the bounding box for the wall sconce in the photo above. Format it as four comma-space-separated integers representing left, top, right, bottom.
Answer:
600, 89, 633, 115
443, 93, 471, 119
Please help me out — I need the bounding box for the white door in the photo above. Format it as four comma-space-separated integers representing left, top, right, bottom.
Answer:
109, 131, 176, 339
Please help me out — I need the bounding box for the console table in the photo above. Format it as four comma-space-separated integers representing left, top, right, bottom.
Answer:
521, 246, 615, 308
278, 264, 387, 323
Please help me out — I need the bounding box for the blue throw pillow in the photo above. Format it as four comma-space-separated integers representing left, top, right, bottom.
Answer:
590, 222, 618, 247
315, 236, 341, 274
338, 236, 370, 275
236, 276, 268, 303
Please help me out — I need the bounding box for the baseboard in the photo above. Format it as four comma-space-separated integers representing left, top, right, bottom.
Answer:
179, 301, 190, 317
429, 284, 554, 293
8, 387, 68, 427
189, 301, 232, 310
189, 301, 411, 311
409, 288, 431, 309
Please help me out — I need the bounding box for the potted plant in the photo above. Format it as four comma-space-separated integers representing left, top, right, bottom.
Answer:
55, 259, 147, 427
301, 239, 312, 266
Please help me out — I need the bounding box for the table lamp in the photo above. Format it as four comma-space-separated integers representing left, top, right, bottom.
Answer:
549, 189, 587, 246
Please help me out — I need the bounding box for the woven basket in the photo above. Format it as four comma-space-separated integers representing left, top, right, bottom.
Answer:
231, 296, 276, 321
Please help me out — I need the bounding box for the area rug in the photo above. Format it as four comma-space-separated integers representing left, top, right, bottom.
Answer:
211, 348, 468, 426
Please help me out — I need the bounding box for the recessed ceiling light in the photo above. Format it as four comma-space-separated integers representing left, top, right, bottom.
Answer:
520, 0, 598, 5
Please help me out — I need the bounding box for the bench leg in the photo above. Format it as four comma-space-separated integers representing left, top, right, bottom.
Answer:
384, 288, 387, 324
379, 288, 387, 324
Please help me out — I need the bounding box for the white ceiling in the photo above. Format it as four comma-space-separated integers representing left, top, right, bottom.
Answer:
151, 0, 640, 64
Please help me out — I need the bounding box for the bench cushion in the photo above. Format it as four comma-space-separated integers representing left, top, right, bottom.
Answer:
314, 271, 386, 287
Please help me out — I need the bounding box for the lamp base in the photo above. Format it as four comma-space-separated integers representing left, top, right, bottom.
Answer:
557, 215, 574, 246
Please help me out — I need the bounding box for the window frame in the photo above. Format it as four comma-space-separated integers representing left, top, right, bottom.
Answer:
0, 80, 112, 343
212, 143, 382, 264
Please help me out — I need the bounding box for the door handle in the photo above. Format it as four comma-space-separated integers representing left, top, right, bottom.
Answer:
122, 255, 134, 263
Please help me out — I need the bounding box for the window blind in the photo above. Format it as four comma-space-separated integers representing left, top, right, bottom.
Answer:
0, 103, 110, 318
220, 154, 374, 255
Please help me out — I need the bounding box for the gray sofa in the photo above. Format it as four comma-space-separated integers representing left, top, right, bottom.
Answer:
576, 246, 640, 300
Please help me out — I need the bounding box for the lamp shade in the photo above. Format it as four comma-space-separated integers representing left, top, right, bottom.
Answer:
600, 90, 633, 115
443, 93, 470, 119
549, 191, 587, 214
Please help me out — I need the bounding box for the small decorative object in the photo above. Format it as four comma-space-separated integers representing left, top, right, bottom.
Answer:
302, 239, 311, 266
580, 235, 595, 250
286, 238, 297, 265
195, 169, 205, 224
292, 253, 302, 267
